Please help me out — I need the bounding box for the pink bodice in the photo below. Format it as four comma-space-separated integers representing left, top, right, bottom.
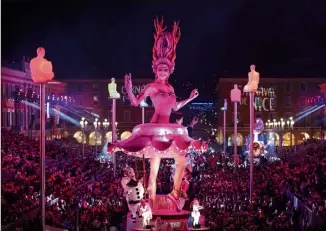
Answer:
149, 91, 176, 124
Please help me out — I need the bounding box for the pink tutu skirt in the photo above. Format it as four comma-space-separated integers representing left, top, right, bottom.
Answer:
108, 123, 206, 158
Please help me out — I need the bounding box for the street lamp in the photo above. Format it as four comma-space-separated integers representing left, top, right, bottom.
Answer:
290, 117, 295, 154
102, 119, 110, 146
93, 118, 101, 155
220, 99, 227, 154
286, 117, 295, 153
279, 118, 285, 147
103, 119, 110, 130
80, 117, 88, 157
273, 119, 277, 128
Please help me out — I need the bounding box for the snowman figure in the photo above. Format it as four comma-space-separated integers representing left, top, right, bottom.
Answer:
121, 167, 144, 223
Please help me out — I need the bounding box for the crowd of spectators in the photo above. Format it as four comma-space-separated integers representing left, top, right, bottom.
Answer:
1, 129, 325, 231
1, 131, 110, 230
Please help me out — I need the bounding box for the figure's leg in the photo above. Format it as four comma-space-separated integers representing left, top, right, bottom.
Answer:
193, 214, 199, 226
129, 204, 138, 222
171, 155, 187, 198
148, 156, 161, 200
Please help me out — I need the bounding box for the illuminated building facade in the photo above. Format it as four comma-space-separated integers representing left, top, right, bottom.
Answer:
63, 78, 154, 140
216, 77, 325, 147
1, 63, 154, 143
1, 64, 67, 138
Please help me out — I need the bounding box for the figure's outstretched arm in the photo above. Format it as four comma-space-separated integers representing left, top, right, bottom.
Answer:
173, 97, 193, 111
173, 88, 199, 111
125, 74, 152, 106
127, 84, 151, 107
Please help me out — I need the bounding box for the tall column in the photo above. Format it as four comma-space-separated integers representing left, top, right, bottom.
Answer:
233, 102, 238, 172
111, 98, 117, 177
25, 103, 28, 133
223, 109, 226, 154
40, 84, 46, 230
249, 92, 255, 202
230, 84, 241, 173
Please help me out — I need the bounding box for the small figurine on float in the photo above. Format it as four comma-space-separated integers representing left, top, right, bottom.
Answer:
244, 64, 260, 93
121, 167, 144, 223
191, 198, 203, 228
108, 77, 121, 98
29, 47, 54, 83
139, 199, 153, 228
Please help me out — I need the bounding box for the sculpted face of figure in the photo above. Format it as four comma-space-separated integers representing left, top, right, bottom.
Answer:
37, 47, 45, 58
156, 64, 170, 81
250, 64, 256, 71
111, 78, 115, 83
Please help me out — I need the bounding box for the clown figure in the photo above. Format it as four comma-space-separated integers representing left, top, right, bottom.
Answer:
139, 199, 153, 227
121, 167, 144, 223
191, 198, 203, 227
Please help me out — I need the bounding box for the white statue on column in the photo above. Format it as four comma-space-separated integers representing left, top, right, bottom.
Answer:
108, 77, 121, 98
121, 167, 144, 223
231, 84, 241, 103
191, 198, 203, 227
244, 64, 260, 93
139, 199, 152, 227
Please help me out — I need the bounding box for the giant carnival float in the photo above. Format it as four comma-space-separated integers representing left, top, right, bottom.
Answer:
108, 16, 209, 231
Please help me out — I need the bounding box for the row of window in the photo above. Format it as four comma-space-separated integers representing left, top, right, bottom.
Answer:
1, 111, 27, 128
284, 82, 320, 93
284, 96, 321, 107
1, 83, 56, 99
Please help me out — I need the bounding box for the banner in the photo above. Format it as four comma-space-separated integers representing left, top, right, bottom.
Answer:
241, 86, 276, 112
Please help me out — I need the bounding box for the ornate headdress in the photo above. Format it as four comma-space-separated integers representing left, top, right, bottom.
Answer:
152, 16, 181, 74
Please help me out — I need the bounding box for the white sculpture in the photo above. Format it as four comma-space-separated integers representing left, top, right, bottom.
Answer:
244, 65, 260, 93
121, 167, 144, 223
139, 199, 152, 227
108, 77, 121, 98
191, 198, 203, 227
231, 84, 241, 102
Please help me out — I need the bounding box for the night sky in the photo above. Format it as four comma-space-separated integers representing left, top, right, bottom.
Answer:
2, 0, 326, 99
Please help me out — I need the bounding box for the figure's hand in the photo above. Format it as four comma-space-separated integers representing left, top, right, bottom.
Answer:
189, 89, 199, 100
124, 73, 132, 92
192, 116, 199, 125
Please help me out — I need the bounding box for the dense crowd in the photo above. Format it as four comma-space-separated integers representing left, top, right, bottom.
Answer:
1, 130, 326, 231
1, 131, 110, 229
